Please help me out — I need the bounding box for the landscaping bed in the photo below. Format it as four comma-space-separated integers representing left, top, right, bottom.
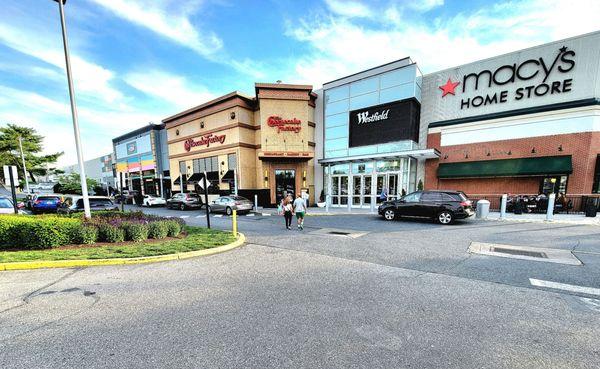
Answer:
0, 211, 236, 263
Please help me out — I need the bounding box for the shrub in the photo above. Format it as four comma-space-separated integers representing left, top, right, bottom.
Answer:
148, 221, 169, 239
165, 220, 182, 237
98, 224, 125, 243
0, 215, 80, 249
122, 222, 148, 242
70, 225, 98, 245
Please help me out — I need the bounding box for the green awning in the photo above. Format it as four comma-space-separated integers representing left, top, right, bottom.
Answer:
438, 155, 572, 179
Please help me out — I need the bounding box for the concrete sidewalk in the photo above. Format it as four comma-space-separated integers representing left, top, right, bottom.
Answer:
483, 211, 600, 226
258, 206, 376, 216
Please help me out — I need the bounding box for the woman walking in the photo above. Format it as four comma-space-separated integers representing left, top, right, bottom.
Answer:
282, 197, 294, 230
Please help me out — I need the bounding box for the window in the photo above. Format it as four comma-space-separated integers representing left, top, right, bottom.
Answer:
228, 153, 237, 171
593, 155, 600, 193
402, 192, 421, 203
192, 156, 219, 173
421, 192, 442, 202
179, 161, 187, 175
0, 198, 12, 208
331, 164, 349, 175
351, 162, 373, 174
325, 85, 349, 103
325, 99, 349, 116
349, 91, 379, 110
350, 77, 378, 97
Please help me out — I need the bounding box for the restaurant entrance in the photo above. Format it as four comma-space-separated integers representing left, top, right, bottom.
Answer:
275, 169, 296, 203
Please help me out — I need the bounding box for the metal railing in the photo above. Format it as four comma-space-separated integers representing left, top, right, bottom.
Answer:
469, 194, 600, 214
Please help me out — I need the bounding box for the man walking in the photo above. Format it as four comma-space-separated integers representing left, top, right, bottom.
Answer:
293, 193, 307, 230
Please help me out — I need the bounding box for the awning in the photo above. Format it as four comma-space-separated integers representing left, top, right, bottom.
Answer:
318, 148, 440, 165
437, 155, 573, 179
221, 170, 234, 181
173, 174, 187, 185
187, 173, 203, 183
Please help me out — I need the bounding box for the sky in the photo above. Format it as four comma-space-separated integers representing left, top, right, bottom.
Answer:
0, 0, 598, 167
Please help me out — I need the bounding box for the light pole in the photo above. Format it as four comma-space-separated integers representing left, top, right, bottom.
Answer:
52, 0, 91, 218
18, 136, 29, 193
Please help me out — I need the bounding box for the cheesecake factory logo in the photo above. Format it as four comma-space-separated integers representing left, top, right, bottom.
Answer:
439, 46, 576, 110
184, 134, 226, 152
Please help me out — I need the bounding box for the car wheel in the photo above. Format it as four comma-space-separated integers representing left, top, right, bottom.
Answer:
179, 204, 186, 211
437, 211, 453, 225
225, 207, 233, 216
383, 208, 396, 221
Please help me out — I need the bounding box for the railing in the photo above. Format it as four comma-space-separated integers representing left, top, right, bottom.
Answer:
469, 194, 600, 214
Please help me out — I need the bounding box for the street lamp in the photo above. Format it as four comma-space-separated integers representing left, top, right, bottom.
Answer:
52, 0, 91, 218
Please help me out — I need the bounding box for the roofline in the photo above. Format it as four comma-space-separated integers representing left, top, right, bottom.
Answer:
162, 91, 255, 123
323, 57, 412, 87
255, 82, 313, 90
112, 123, 165, 143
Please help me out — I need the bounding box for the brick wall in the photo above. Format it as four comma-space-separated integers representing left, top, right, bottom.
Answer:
425, 131, 600, 195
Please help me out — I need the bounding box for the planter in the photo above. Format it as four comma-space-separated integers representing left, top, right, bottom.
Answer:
317, 202, 326, 208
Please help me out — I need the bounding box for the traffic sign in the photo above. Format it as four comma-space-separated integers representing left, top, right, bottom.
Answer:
3, 165, 18, 187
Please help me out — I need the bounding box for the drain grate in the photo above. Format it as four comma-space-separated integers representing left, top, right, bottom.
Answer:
492, 247, 547, 258
328, 231, 351, 235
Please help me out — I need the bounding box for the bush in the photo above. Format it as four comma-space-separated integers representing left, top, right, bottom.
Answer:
98, 224, 125, 243
0, 215, 80, 249
122, 222, 148, 242
148, 221, 169, 239
165, 220, 182, 237
70, 225, 98, 245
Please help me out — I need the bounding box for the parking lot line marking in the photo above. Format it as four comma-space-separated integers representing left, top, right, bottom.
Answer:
214, 215, 223, 218
529, 278, 600, 297
195, 215, 203, 218
246, 213, 255, 217
180, 215, 190, 219
261, 213, 271, 216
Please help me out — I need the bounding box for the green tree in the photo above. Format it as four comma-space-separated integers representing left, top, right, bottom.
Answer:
54, 173, 99, 195
0, 124, 63, 183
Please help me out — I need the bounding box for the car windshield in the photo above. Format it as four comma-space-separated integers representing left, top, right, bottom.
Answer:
0, 198, 12, 208
230, 196, 248, 201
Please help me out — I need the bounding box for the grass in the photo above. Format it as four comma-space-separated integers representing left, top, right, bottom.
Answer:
0, 226, 236, 263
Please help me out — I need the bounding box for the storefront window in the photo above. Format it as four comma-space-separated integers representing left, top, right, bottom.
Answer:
593, 155, 600, 193
540, 176, 568, 195
351, 162, 373, 174
227, 153, 237, 170
332, 164, 349, 175
377, 160, 401, 172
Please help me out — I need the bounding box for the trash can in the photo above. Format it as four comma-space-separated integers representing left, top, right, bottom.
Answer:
476, 199, 490, 219
585, 199, 597, 217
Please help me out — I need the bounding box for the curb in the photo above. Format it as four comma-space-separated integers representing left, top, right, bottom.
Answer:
479, 217, 600, 226
0, 233, 246, 271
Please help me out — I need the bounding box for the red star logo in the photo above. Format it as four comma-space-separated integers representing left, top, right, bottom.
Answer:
439, 78, 460, 97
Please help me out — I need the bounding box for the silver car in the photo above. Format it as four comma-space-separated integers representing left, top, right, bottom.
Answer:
209, 196, 253, 215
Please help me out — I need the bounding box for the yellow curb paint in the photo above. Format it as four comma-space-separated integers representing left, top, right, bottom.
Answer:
0, 233, 245, 271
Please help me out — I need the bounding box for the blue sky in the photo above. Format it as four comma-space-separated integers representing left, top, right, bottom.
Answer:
0, 0, 598, 167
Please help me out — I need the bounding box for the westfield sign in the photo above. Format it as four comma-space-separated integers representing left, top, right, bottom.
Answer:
184, 134, 226, 151
267, 116, 302, 133
356, 109, 390, 124
439, 46, 576, 110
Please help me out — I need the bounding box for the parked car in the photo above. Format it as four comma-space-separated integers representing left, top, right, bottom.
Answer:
166, 193, 204, 210
57, 196, 119, 214
116, 190, 139, 204
24, 194, 38, 209
209, 195, 253, 215
31, 195, 64, 214
0, 196, 16, 214
143, 194, 166, 207
378, 190, 474, 224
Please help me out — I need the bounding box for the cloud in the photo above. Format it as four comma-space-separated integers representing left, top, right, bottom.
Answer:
0, 22, 123, 104
88, 0, 223, 58
285, 0, 600, 87
124, 70, 216, 110
324, 0, 373, 18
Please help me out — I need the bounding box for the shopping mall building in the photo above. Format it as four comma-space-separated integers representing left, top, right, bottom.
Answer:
161, 31, 599, 209
316, 31, 600, 210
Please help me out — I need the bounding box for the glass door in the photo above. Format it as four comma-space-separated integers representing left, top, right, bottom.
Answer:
275, 170, 295, 203
331, 176, 340, 205
340, 176, 348, 205
363, 176, 372, 206
352, 176, 362, 206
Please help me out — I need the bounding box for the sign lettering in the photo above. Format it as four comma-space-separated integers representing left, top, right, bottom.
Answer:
184, 134, 226, 151
267, 116, 302, 133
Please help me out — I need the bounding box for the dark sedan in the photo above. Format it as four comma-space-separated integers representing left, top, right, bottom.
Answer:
378, 190, 474, 224
166, 193, 204, 210
57, 196, 119, 214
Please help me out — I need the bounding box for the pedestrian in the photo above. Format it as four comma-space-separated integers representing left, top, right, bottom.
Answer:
293, 193, 306, 230
277, 196, 284, 215
379, 187, 388, 203
282, 197, 293, 230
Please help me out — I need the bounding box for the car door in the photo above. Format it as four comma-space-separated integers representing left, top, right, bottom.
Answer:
419, 192, 444, 217
396, 192, 422, 216
213, 197, 227, 212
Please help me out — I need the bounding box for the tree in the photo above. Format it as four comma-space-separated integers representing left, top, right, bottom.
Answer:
0, 124, 63, 183
54, 173, 99, 195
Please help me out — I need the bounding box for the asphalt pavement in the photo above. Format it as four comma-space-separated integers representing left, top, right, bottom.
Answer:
1, 205, 599, 368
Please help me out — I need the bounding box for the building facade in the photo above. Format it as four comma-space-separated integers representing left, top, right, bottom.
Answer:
112, 124, 171, 197
316, 59, 439, 211
61, 154, 115, 192
422, 31, 600, 205
163, 83, 317, 207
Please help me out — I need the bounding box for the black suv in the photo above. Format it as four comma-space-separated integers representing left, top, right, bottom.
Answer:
378, 190, 474, 224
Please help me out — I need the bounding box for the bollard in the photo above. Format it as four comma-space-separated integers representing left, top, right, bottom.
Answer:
326, 194, 330, 213
546, 193, 555, 221
254, 194, 258, 212
500, 194, 507, 219
232, 209, 238, 237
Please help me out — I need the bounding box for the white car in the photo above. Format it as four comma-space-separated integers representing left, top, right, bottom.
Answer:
143, 195, 167, 207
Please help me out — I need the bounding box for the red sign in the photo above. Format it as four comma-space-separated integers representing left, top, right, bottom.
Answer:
267, 116, 302, 133
439, 78, 460, 97
184, 134, 226, 151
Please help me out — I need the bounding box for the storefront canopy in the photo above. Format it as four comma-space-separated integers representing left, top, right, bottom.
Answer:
437, 155, 573, 179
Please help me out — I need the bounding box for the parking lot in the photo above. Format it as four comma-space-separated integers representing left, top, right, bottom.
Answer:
1, 205, 599, 368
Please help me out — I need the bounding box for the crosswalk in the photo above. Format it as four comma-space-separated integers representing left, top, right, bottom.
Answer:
174, 212, 272, 219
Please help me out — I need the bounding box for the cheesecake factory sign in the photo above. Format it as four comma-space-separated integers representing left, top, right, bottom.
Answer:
267, 116, 302, 133
439, 46, 576, 110
184, 134, 226, 151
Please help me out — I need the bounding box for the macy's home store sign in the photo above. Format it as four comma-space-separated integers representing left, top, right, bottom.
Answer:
440, 46, 576, 109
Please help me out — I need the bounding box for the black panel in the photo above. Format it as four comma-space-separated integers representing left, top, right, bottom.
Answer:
348, 98, 420, 148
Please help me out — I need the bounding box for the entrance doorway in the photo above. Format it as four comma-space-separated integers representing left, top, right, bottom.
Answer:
376, 173, 400, 204
275, 169, 296, 203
